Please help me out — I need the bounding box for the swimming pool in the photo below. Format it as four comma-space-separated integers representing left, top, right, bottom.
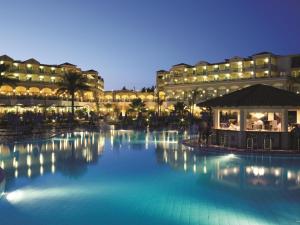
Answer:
0, 130, 299, 225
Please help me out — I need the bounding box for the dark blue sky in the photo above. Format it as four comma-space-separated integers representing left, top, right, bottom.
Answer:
0, 0, 299, 90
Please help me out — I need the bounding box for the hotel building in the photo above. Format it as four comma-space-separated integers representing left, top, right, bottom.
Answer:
100, 89, 156, 117
0, 55, 104, 114
156, 52, 300, 112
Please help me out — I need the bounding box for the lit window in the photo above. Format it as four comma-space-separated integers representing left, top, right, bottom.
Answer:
203, 66, 207, 70
225, 63, 230, 67
214, 65, 218, 68
0, 61, 3, 64
193, 67, 196, 71
13, 63, 18, 67
264, 58, 269, 63
184, 68, 187, 72
27, 64, 32, 68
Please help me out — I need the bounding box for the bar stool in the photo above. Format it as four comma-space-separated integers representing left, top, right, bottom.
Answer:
263, 134, 272, 150
220, 134, 227, 147
246, 134, 257, 150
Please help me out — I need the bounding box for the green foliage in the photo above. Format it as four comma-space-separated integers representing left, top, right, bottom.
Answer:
129, 98, 146, 113
56, 71, 91, 119
173, 102, 187, 116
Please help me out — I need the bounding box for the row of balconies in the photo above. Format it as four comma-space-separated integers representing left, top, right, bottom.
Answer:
0, 94, 95, 101
6, 68, 104, 83
159, 72, 283, 85
8, 68, 60, 75
100, 98, 154, 103
1, 76, 103, 90
162, 64, 277, 78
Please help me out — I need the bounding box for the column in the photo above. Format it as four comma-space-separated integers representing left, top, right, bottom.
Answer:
239, 109, 246, 131
281, 109, 289, 150
238, 109, 247, 149
297, 110, 300, 124
281, 109, 288, 132
213, 109, 219, 129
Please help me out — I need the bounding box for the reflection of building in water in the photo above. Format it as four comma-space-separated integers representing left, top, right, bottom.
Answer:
156, 147, 300, 190
0, 168, 5, 196
0, 132, 105, 181
108, 130, 183, 151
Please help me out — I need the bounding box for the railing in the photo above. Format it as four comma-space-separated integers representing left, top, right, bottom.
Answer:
0, 95, 95, 103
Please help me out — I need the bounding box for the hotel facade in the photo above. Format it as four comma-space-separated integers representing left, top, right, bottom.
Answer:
156, 52, 300, 113
1, 52, 300, 116
0, 55, 104, 114
100, 90, 156, 118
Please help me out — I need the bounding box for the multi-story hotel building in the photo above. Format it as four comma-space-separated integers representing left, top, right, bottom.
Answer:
100, 89, 156, 117
156, 52, 300, 112
0, 55, 104, 114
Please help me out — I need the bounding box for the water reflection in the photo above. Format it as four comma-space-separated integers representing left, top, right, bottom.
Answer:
0, 132, 105, 184
0, 130, 300, 225
155, 143, 300, 191
1, 129, 300, 194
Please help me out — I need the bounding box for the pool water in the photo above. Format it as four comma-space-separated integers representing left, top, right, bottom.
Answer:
0, 130, 300, 225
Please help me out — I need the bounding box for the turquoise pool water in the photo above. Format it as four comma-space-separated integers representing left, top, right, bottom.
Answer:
0, 130, 300, 225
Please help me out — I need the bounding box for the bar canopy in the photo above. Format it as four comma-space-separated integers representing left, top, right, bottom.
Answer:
197, 84, 300, 108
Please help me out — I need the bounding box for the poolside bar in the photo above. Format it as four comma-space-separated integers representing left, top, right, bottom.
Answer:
198, 84, 300, 150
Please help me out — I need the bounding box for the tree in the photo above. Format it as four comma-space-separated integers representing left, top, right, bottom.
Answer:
287, 75, 300, 92
188, 89, 200, 116
156, 90, 164, 116
173, 102, 187, 117
0, 64, 18, 87
56, 71, 91, 120
129, 98, 146, 114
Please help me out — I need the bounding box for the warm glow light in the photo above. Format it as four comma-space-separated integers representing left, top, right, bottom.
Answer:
251, 112, 265, 119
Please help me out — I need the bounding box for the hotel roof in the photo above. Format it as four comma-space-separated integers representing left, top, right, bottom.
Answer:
198, 84, 300, 107
0, 55, 13, 62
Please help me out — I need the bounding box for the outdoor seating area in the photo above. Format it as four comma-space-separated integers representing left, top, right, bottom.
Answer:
198, 84, 300, 151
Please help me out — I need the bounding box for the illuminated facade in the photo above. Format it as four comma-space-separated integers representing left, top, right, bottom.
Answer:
156, 52, 300, 111
100, 90, 156, 117
0, 55, 104, 114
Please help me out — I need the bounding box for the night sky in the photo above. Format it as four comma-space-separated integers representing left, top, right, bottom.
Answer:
0, 0, 299, 90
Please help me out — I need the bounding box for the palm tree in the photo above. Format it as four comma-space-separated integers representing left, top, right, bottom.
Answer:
287, 75, 300, 92
0, 64, 18, 87
189, 89, 200, 117
173, 102, 187, 117
56, 71, 91, 120
156, 90, 164, 116
129, 98, 146, 114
